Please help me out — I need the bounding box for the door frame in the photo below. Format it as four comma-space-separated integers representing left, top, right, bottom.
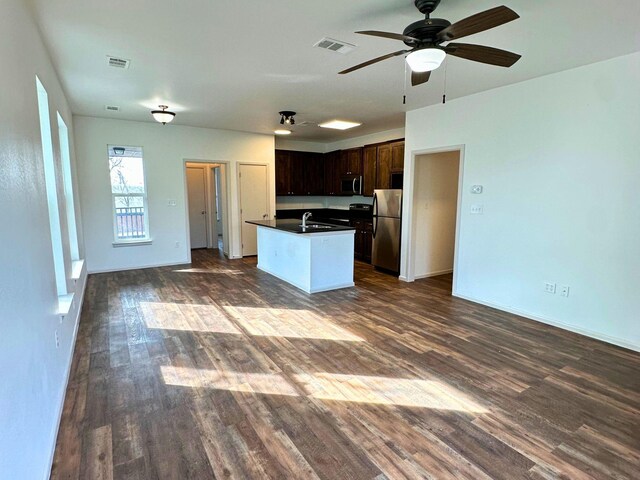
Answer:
399, 145, 465, 295
237, 162, 271, 257
183, 159, 232, 263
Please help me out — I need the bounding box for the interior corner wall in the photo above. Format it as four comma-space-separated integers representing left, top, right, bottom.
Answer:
412, 152, 460, 278
0, 0, 87, 478
74, 116, 275, 272
401, 52, 640, 351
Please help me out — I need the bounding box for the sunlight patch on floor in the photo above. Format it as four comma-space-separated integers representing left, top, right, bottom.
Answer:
161, 366, 299, 396
223, 306, 364, 342
161, 366, 485, 413
173, 268, 244, 275
140, 302, 241, 334
295, 373, 487, 412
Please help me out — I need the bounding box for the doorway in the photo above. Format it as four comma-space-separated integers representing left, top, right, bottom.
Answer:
405, 149, 462, 289
238, 163, 270, 256
185, 162, 230, 256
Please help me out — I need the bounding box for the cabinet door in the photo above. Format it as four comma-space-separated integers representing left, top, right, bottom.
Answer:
304, 152, 325, 195
324, 151, 340, 195
289, 153, 305, 195
391, 141, 405, 171
362, 221, 373, 263
275, 150, 291, 195
362, 145, 377, 196
376, 143, 392, 189
351, 219, 363, 259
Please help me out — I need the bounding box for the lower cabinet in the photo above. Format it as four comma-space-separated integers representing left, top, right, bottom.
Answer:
351, 219, 373, 263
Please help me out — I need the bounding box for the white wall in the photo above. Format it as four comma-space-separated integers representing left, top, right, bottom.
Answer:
74, 116, 275, 272
402, 52, 640, 351
0, 0, 87, 478
412, 152, 460, 278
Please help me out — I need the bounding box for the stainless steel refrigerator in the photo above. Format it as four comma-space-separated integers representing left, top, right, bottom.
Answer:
372, 189, 402, 274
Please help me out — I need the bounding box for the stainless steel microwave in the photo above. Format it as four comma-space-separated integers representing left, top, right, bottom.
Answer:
340, 175, 362, 195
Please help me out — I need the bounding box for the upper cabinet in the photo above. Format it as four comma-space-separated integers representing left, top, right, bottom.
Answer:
275, 150, 324, 196
275, 140, 404, 197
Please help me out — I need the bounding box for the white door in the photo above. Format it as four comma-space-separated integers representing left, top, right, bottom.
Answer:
187, 167, 208, 249
239, 164, 269, 256
214, 167, 223, 237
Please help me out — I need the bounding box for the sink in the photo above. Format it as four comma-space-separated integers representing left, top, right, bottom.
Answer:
299, 224, 333, 229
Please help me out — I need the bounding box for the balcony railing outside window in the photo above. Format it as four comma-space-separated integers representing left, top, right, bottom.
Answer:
115, 206, 146, 239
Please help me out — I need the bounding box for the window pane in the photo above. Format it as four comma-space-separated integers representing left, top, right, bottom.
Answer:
108, 146, 145, 195
114, 196, 146, 239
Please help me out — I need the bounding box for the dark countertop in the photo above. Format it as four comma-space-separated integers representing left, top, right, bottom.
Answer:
246, 219, 355, 234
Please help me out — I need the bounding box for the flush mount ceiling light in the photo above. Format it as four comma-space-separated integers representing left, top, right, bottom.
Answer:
112, 147, 125, 156
279, 111, 296, 125
318, 120, 362, 130
406, 47, 446, 72
274, 129, 292, 135
151, 105, 176, 125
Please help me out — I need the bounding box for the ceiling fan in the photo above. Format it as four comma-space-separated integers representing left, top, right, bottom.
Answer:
339, 0, 522, 86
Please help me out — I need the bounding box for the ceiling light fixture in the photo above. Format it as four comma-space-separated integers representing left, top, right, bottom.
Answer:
318, 120, 362, 131
151, 105, 176, 125
279, 111, 296, 125
274, 129, 292, 135
112, 147, 125, 156
406, 48, 446, 73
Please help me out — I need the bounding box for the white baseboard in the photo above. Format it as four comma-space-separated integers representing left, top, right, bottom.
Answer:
88, 260, 189, 274
46, 264, 88, 479
415, 269, 453, 280
453, 291, 640, 353
398, 275, 410, 283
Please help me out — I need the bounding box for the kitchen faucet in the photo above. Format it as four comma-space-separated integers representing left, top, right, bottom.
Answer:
302, 212, 312, 228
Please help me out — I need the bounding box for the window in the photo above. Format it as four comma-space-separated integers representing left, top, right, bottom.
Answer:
108, 146, 150, 241
57, 113, 80, 261
36, 76, 66, 296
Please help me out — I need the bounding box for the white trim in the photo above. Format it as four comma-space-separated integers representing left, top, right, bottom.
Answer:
400, 145, 465, 292
453, 292, 640, 353
112, 239, 152, 247
46, 266, 88, 480
87, 260, 188, 274
414, 269, 453, 279
57, 293, 74, 317
71, 259, 84, 280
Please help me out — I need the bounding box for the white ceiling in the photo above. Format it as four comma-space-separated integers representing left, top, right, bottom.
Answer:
28, 0, 640, 142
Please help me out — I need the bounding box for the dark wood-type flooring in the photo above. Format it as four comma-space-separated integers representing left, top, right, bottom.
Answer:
51, 250, 640, 479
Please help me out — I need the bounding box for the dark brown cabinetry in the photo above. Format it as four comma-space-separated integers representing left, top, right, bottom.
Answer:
276, 140, 403, 197
275, 150, 324, 196
324, 150, 340, 195
351, 219, 373, 263
362, 145, 377, 196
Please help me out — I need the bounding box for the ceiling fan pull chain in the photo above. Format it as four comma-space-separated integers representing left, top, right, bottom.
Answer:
403, 61, 408, 105
442, 57, 448, 104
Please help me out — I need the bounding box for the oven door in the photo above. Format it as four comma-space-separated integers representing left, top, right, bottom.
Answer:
340, 175, 362, 195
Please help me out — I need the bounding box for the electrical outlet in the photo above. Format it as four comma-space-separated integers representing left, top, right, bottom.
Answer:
55, 331, 60, 348
560, 285, 570, 297
470, 204, 484, 215
544, 282, 556, 294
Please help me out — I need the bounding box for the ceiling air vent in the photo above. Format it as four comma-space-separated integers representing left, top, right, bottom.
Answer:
107, 55, 130, 69
105, 105, 120, 112
314, 37, 356, 55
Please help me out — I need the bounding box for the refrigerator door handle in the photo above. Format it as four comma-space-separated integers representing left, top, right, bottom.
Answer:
372, 193, 378, 239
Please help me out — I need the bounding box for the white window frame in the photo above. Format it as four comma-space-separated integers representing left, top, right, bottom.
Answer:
108, 145, 151, 245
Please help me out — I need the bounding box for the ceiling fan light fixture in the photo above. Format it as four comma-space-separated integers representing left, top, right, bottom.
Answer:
274, 129, 292, 135
151, 105, 176, 125
406, 48, 446, 72
318, 120, 362, 131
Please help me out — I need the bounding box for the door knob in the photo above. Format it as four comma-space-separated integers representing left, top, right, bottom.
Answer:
263, 214, 268, 219
201, 211, 206, 214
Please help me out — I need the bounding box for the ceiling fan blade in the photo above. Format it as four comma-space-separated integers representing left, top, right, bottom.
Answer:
437, 6, 519, 41
411, 71, 431, 86
356, 30, 419, 43
445, 43, 521, 67
339, 50, 409, 75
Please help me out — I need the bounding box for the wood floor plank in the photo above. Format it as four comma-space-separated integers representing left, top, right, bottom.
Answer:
51, 249, 640, 479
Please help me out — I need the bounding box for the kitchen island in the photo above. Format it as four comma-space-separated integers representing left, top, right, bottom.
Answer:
245, 219, 355, 294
